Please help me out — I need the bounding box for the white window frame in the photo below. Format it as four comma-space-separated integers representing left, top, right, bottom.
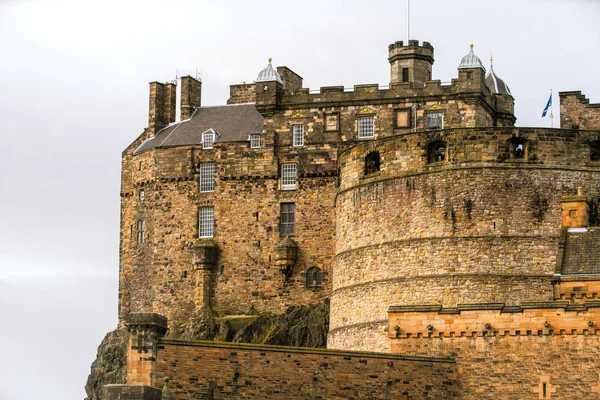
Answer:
139, 189, 145, 201
199, 162, 216, 192
281, 164, 297, 191
292, 125, 304, 147
426, 113, 444, 130
199, 206, 215, 238
136, 219, 146, 244
250, 134, 261, 149
357, 116, 374, 139
280, 202, 295, 236
202, 130, 215, 149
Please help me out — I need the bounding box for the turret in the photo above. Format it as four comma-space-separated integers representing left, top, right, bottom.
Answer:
457, 44, 486, 91
485, 56, 516, 126
388, 40, 434, 87
255, 58, 284, 116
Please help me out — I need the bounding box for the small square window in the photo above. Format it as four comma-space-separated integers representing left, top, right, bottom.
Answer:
202, 132, 215, 149
293, 125, 304, 147
358, 116, 374, 139
199, 162, 216, 192
280, 203, 295, 236
250, 134, 261, 148
199, 207, 215, 238
281, 164, 297, 190
426, 113, 443, 130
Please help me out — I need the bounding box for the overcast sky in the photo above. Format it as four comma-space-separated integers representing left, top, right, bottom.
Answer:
1, 1, 599, 399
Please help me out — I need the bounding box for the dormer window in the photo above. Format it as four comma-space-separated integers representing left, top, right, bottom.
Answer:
426, 113, 444, 130
250, 134, 261, 149
202, 129, 218, 149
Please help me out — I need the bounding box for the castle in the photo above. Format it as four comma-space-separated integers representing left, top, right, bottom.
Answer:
94, 40, 600, 399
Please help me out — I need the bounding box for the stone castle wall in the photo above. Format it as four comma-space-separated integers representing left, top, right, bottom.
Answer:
330, 127, 600, 351
560, 91, 600, 130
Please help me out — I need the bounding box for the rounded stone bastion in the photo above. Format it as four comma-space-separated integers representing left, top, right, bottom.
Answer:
328, 127, 600, 352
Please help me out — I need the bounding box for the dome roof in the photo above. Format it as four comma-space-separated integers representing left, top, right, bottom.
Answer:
485, 63, 512, 96
256, 58, 283, 84
458, 44, 485, 71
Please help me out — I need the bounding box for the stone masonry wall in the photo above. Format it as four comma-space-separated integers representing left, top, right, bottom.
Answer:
560, 91, 600, 130
155, 340, 457, 399
389, 305, 600, 399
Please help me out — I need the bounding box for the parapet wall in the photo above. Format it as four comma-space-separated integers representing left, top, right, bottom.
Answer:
155, 339, 457, 399
560, 91, 600, 130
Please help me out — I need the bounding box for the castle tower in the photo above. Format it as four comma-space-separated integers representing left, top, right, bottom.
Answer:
485, 56, 516, 126
388, 40, 434, 87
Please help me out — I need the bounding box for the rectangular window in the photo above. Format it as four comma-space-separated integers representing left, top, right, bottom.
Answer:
281, 164, 297, 190
136, 219, 145, 244
293, 125, 304, 147
280, 203, 295, 236
199, 162, 216, 192
250, 134, 261, 148
202, 132, 214, 149
357, 116, 374, 139
402, 68, 409, 82
139, 189, 145, 201
426, 113, 444, 130
199, 207, 215, 238
395, 109, 411, 128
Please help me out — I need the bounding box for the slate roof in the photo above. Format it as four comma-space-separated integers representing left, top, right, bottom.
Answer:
485, 66, 512, 96
561, 227, 600, 275
135, 103, 264, 153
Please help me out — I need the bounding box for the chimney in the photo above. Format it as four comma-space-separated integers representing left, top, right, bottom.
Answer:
560, 186, 589, 228
181, 75, 202, 120
148, 81, 176, 131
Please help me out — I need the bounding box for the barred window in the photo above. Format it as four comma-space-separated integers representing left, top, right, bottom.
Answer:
306, 267, 323, 288
281, 164, 297, 190
280, 203, 295, 236
199, 207, 215, 238
357, 116, 374, 139
250, 134, 261, 148
136, 219, 146, 244
426, 113, 444, 130
202, 131, 215, 149
293, 125, 304, 147
199, 162, 216, 192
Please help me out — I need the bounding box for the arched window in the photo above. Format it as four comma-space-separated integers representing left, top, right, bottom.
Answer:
428, 141, 446, 163
364, 152, 381, 175
508, 137, 527, 159
590, 141, 600, 161
306, 267, 323, 289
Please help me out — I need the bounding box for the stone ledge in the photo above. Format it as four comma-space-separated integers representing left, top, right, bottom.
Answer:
103, 384, 162, 400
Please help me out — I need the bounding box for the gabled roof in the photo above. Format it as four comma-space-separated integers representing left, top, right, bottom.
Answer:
135, 103, 264, 154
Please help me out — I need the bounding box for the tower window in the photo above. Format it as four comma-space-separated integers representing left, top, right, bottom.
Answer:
402, 68, 409, 82
199, 206, 215, 238
136, 219, 146, 244
426, 113, 444, 130
139, 189, 145, 201
293, 125, 304, 147
428, 141, 447, 163
590, 141, 600, 161
357, 116, 374, 139
202, 131, 215, 149
250, 134, 261, 148
364, 152, 381, 175
280, 202, 295, 236
199, 162, 216, 192
281, 164, 297, 190
306, 267, 323, 289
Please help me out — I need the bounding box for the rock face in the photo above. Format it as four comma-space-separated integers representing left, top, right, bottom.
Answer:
84, 303, 329, 397
85, 329, 127, 400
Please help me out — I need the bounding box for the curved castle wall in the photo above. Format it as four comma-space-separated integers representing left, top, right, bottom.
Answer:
329, 127, 600, 351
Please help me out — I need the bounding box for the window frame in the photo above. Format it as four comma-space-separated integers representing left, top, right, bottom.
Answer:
139, 189, 145, 201
426, 112, 444, 130
199, 206, 215, 238
199, 162, 216, 192
357, 116, 374, 139
250, 134, 261, 149
281, 163, 297, 191
402, 68, 409, 82
394, 108, 412, 129
136, 219, 146, 244
292, 125, 305, 147
306, 267, 323, 289
202, 131, 215, 149
280, 202, 295, 236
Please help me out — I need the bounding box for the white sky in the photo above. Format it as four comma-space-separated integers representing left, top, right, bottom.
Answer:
1, 1, 599, 398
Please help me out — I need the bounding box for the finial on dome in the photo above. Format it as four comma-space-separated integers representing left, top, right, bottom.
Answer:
490, 54, 494, 67
268, 57, 272, 64
470, 43, 474, 49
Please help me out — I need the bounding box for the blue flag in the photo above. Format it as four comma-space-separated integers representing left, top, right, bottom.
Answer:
542, 93, 552, 117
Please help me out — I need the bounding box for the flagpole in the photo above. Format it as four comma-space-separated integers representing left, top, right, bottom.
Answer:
407, 0, 410, 42
550, 88, 554, 128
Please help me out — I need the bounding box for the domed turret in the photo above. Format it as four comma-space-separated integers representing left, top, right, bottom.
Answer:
256, 58, 283, 84
485, 56, 512, 96
458, 44, 485, 71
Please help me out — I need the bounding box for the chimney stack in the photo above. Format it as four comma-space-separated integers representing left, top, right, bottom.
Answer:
181, 75, 202, 120
148, 81, 176, 132
561, 186, 589, 228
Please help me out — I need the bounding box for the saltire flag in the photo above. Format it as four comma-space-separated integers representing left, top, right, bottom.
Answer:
542, 93, 552, 117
